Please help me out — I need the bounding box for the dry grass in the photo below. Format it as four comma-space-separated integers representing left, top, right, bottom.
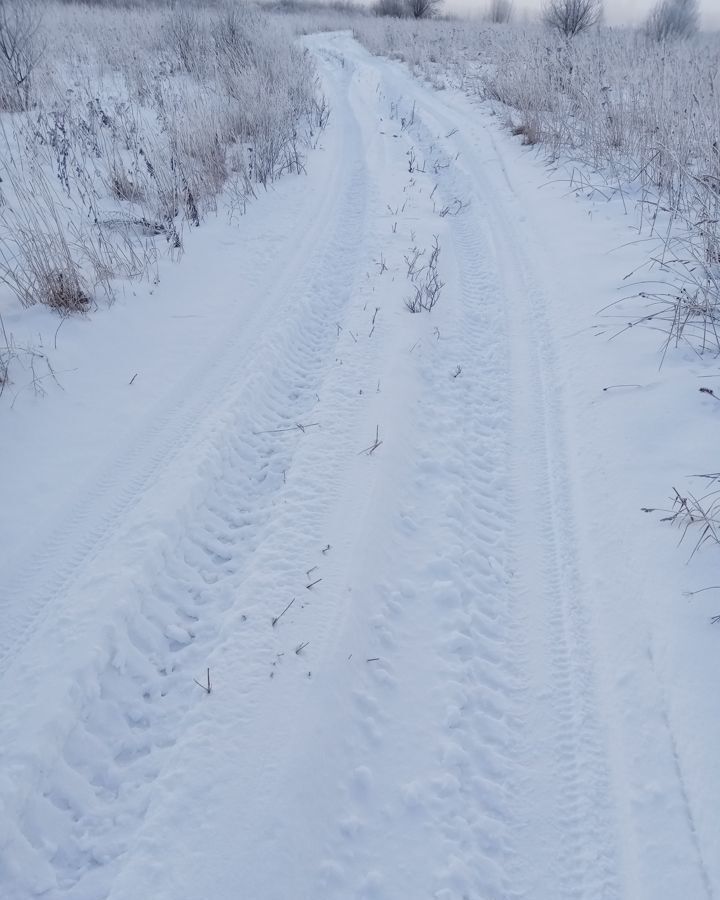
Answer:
0, 0, 322, 313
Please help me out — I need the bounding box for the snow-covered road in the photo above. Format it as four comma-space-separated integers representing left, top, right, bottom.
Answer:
1, 32, 718, 900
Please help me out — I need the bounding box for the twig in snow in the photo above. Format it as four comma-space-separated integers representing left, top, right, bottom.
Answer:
295, 641, 310, 655
253, 422, 320, 436
272, 597, 295, 627
699, 387, 720, 401
54, 315, 67, 350
359, 425, 383, 456
322, 544, 331, 554
306, 578, 322, 590
452, 365, 462, 379
193, 668, 211, 694
438, 199, 468, 218
602, 384, 642, 391
129, 373, 138, 385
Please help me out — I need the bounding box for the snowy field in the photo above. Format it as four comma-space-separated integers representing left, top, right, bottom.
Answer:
1, 6, 719, 900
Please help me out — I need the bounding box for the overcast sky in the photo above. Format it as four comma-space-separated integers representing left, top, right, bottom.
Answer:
451, 0, 720, 27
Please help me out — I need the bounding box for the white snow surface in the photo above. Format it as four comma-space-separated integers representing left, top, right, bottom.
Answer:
1, 32, 719, 900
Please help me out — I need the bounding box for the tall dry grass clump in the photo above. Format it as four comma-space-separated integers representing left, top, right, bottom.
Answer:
0, 0, 324, 314
352, 16, 720, 356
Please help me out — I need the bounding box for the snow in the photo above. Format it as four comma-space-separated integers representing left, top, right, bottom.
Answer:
1, 30, 718, 900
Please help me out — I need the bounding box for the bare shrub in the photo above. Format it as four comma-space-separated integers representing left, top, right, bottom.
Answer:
405, 235, 444, 312
408, 0, 442, 20
0, 0, 43, 110
646, 0, 698, 41
656, 480, 720, 560
543, 0, 602, 37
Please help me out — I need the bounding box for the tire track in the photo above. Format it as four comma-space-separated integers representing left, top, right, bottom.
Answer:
367, 43, 623, 899
0, 55, 355, 680
0, 50, 372, 900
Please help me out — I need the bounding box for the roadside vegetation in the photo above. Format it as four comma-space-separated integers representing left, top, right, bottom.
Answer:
351, 1, 720, 582
352, 6, 719, 361
0, 0, 325, 389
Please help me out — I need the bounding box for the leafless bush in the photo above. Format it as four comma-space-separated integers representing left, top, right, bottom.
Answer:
657, 480, 720, 560
543, 0, 602, 37
645, 0, 698, 41
404, 245, 425, 278
408, 0, 442, 20
405, 235, 444, 312
0, 0, 43, 110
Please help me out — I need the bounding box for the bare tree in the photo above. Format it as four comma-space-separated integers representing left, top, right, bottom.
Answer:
0, 0, 43, 111
645, 0, 699, 40
407, 0, 442, 19
487, 0, 513, 23
543, 0, 602, 36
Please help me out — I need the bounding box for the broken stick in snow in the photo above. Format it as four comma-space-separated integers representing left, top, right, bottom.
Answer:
359, 426, 383, 456
194, 668, 211, 694
272, 597, 296, 627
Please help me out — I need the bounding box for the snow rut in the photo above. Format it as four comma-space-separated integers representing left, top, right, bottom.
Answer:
358, 39, 623, 898
296, 45, 527, 900
0, 52, 370, 899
